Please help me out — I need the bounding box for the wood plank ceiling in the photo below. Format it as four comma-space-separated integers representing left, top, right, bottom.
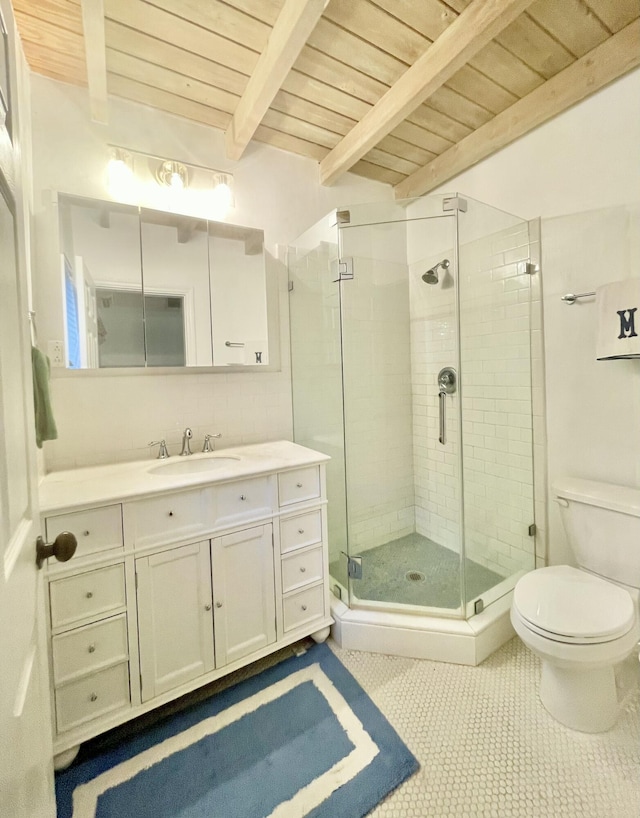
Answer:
12, 0, 640, 198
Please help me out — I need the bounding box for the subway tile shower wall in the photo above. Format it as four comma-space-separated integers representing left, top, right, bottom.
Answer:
411, 221, 546, 577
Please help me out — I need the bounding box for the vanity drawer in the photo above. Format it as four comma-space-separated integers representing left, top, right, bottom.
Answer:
125, 488, 214, 550
278, 467, 321, 507
52, 614, 128, 685
281, 546, 324, 594
50, 564, 126, 631
55, 662, 130, 733
212, 477, 272, 528
280, 510, 322, 554
283, 584, 325, 632
45, 504, 123, 565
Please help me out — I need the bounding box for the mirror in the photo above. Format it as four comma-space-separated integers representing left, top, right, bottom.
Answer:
55, 194, 275, 370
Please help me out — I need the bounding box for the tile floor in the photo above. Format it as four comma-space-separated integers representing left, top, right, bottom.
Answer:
329, 636, 640, 818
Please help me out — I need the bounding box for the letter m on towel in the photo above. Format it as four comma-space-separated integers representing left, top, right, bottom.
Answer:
617, 308, 638, 339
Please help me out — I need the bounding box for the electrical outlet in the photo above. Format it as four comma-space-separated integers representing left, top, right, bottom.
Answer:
47, 340, 64, 368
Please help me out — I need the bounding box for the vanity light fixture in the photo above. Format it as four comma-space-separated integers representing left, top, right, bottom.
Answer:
105, 145, 235, 215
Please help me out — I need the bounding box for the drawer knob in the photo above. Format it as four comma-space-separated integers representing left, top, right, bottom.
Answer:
239, 495, 247, 501
85, 591, 93, 599
300, 567, 306, 573
298, 528, 304, 534
205, 604, 212, 611
296, 482, 303, 488
168, 511, 174, 517
89, 693, 98, 702
301, 604, 307, 611
87, 644, 96, 653
216, 601, 223, 608
83, 530, 90, 537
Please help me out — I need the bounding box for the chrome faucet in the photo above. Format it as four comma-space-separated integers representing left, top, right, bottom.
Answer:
202, 433, 222, 453
149, 439, 170, 459
180, 427, 193, 456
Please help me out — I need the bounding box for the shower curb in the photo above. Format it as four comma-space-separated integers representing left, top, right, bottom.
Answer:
330, 592, 515, 666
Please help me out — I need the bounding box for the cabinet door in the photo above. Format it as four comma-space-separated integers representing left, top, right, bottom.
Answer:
211, 524, 276, 667
136, 542, 214, 702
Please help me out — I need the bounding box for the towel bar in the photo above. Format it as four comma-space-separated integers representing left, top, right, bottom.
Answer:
561, 291, 596, 305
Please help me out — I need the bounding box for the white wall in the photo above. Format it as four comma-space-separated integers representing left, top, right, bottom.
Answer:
30, 76, 391, 470
437, 68, 640, 565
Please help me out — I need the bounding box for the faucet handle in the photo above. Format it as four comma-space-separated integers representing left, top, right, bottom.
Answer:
149, 440, 170, 459
203, 433, 222, 453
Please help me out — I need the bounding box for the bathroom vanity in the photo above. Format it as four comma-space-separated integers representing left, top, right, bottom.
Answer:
38, 441, 332, 765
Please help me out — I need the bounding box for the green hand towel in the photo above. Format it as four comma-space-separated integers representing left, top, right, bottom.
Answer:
31, 346, 58, 448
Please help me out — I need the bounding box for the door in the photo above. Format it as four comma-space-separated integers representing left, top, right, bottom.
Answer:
0, 106, 56, 818
136, 541, 215, 701
211, 524, 276, 666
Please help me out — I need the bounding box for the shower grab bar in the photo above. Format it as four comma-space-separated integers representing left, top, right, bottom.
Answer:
439, 389, 446, 445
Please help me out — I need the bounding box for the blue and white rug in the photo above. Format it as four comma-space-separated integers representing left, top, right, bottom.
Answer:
56, 643, 418, 818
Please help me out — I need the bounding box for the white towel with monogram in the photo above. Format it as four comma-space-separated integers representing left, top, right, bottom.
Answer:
596, 278, 640, 360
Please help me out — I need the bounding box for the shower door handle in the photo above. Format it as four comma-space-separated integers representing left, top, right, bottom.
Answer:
437, 367, 456, 446
439, 389, 446, 445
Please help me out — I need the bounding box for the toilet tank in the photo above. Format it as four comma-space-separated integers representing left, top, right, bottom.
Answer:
554, 477, 640, 589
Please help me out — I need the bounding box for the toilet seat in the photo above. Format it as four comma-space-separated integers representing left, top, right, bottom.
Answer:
513, 566, 636, 645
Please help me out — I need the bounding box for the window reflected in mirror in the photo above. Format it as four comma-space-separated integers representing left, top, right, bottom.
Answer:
57, 194, 274, 370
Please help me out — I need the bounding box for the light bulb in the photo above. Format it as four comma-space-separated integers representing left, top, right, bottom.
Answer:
210, 174, 234, 217
107, 150, 134, 197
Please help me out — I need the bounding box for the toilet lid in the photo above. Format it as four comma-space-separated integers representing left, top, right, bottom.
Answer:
514, 566, 636, 641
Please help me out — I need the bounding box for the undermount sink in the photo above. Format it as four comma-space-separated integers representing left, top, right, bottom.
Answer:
148, 456, 241, 476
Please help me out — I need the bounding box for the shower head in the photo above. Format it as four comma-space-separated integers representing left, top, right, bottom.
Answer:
421, 258, 450, 285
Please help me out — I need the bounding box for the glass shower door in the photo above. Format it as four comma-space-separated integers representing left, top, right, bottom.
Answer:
338, 207, 465, 615
456, 197, 537, 616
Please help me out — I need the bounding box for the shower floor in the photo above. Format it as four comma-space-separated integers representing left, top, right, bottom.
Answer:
330, 532, 503, 609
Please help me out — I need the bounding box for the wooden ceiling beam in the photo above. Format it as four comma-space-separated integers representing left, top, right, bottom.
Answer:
394, 19, 640, 200
318, 0, 536, 186
224, 0, 327, 161
80, 0, 108, 123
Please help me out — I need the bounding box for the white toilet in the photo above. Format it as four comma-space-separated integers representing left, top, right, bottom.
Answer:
511, 477, 640, 733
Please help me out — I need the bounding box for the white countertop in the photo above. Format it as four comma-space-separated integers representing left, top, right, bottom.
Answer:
39, 440, 330, 514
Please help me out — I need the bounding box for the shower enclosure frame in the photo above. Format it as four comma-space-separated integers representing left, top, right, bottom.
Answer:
288, 194, 545, 664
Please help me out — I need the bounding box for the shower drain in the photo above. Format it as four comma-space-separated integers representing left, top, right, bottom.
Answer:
405, 570, 426, 583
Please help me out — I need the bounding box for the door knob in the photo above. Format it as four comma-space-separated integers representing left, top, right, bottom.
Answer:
36, 531, 78, 569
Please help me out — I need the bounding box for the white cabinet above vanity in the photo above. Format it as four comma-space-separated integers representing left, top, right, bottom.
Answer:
38, 441, 331, 764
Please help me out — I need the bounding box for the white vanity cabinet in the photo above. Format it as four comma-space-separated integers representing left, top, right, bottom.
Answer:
136, 541, 215, 701
39, 442, 331, 762
211, 524, 276, 667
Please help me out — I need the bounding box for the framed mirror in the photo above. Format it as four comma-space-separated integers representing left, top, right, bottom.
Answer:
50, 194, 278, 371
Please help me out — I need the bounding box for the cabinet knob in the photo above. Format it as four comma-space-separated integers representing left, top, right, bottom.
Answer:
168, 511, 174, 517
239, 495, 247, 501
87, 644, 96, 653
204, 604, 212, 611
301, 604, 307, 611
86, 591, 93, 599
296, 482, 303, 488
216, 601, 223, 608
298, 528, 304, 534
83, 530, 90, 537
300, 567, 306, 573
89, 693, 98, 702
